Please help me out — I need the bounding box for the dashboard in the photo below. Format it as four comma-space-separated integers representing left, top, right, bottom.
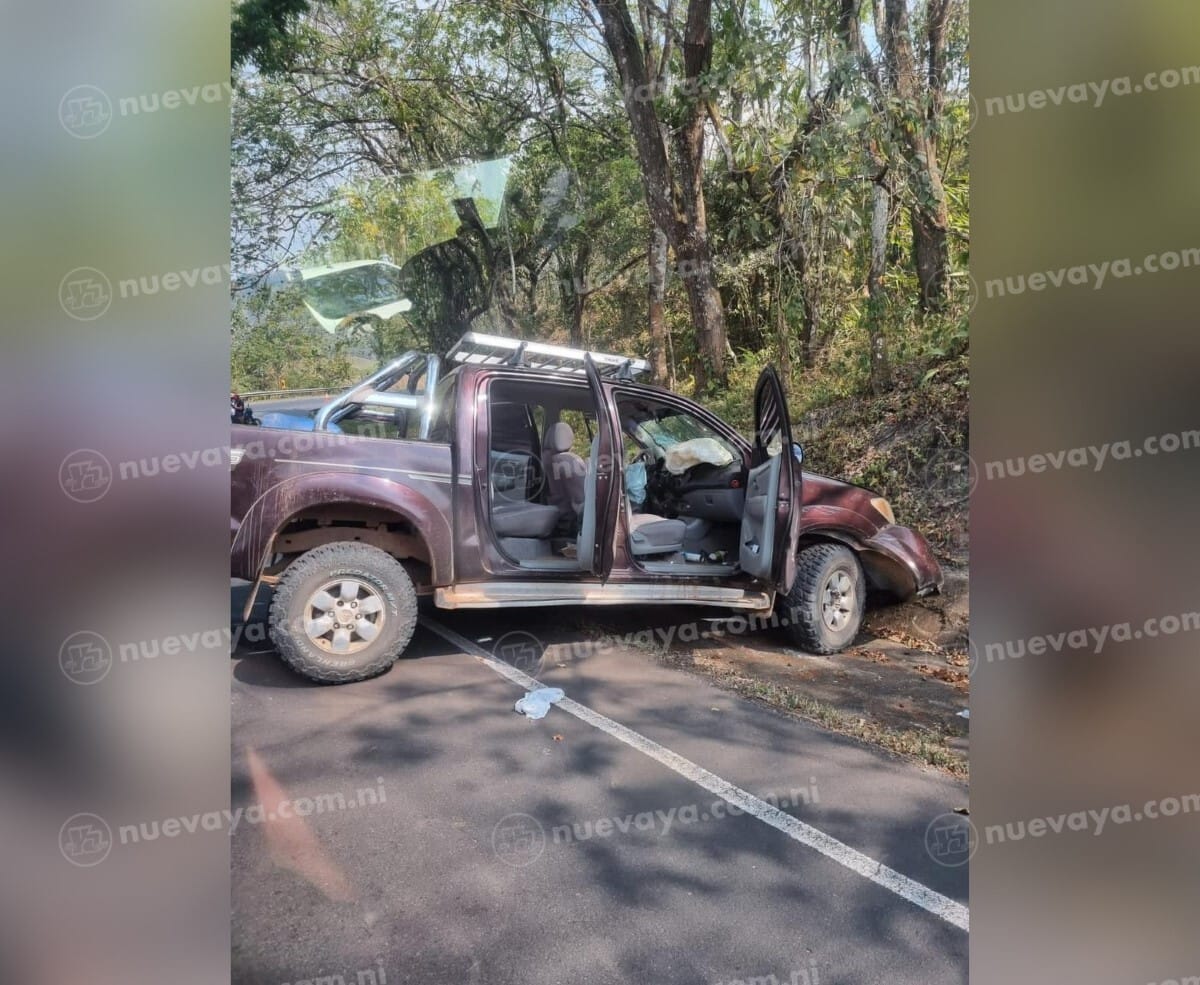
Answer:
644, 458, 746, 522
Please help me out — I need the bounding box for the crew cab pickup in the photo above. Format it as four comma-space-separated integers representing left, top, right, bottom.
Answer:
231, 333, 941, 682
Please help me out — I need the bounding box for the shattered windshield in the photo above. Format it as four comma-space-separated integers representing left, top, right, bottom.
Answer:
302, 264, 409, 320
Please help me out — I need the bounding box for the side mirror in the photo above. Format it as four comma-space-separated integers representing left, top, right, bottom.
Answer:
792, 442, 805, 465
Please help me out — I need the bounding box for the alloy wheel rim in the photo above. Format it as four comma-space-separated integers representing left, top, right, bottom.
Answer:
303, 578, 386, 655
821, 570, 855, 631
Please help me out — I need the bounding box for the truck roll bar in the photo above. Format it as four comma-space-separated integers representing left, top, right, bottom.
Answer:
314, 351, 442, 439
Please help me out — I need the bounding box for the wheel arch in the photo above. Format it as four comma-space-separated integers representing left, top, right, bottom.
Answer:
797, 527, 917, 601
270, 502, 436, 583
233, 472, 452, 603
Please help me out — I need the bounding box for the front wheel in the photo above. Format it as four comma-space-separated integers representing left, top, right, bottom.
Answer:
268, 542, 418, 683
778, 543, 865, 654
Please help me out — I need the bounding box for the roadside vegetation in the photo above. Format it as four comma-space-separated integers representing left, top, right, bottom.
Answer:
734, 675, 966, 774
230, 0, 969, 427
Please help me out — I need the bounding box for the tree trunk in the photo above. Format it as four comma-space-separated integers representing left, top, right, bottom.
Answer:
879, 0, 952, 313
911, 182, 950, 312
643, 6, 673, 390
772, 267, 791, 383
798, 290, 818, 368
676, 0, 727, 390
867, 168, 892, 393
554, 243, 588, 347
782, 213, 819, 369
568, 242, 590, 347
590, 0, 728, 392
674, 227, 725, 392
647, 225, 669, 382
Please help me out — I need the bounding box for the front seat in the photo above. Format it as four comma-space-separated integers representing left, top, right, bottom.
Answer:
627, 512, 687, 556
575, 436, 690, 565
543, 421, 587, 526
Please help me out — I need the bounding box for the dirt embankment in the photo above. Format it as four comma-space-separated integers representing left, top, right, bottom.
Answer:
796, 358, 969, 562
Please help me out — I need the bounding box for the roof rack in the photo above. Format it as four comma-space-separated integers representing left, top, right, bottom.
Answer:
445, 331, 650, 381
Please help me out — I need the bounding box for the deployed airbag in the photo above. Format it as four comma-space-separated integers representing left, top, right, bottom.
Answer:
663, 437, 735, 475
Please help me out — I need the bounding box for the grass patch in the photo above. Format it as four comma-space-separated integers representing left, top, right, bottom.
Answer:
723, 675, 967, 777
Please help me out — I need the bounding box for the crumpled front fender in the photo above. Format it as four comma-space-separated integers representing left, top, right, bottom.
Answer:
858, 524, 943, 600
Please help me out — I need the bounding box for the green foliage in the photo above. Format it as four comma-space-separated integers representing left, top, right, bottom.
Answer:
231, 286, 357, 391
232, 0, 969, 419
702, 352, 771, 437
331, 174, 466, 266
231, 0, 316, 71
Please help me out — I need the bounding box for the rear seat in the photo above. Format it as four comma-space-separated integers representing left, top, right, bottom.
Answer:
492, 500, 560, 539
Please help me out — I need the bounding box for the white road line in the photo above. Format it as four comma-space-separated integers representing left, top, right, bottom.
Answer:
419, 616, 970, 933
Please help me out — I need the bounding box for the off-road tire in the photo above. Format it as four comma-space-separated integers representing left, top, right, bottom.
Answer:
268, 542, 418, 684
778, 543, 865, 654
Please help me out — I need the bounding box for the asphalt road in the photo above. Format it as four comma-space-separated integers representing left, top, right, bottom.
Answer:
232, 586, 969, 985
245, 396, 329, 417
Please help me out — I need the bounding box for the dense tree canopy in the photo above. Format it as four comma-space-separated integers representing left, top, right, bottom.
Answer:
232, 0, 968, 410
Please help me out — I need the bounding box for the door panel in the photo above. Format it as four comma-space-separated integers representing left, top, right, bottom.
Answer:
740, 366, 803, 593
577, 355, 619, 578
739, 455, 781, 579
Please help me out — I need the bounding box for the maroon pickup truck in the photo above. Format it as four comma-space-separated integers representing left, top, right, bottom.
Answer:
231, 333, 941, 683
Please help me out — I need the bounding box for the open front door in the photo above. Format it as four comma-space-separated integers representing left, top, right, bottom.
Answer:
739, 366, 803, 592
575, 354, 620, 578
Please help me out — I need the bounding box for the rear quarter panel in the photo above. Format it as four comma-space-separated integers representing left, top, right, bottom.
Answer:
229, 424, 456, 583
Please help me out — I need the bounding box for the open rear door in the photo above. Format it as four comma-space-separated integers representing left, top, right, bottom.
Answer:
739, 366, 803, 593
575, 354, 620, 578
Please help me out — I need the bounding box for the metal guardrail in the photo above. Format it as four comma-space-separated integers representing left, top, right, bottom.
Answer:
240, 387, 337, 402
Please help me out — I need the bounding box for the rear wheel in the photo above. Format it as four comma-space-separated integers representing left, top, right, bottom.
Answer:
268, 542, 417, 683
778, 543, 865, 654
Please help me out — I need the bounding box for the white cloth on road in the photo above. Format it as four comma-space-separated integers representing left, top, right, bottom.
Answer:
514, 687, 565, 720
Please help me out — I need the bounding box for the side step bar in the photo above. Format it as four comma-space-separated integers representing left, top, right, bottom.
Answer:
435, 581, 774, 611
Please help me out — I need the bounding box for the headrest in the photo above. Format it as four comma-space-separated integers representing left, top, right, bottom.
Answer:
548, 421, 574, 453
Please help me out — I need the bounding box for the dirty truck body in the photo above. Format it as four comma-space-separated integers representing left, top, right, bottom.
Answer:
231, 333, 941, 683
